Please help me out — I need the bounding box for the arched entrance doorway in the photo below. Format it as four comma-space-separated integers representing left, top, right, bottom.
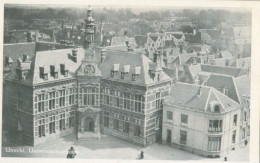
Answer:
84, 117, 94, 132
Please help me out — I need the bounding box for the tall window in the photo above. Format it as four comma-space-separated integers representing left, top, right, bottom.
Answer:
123, 92, 130, 110
17, 99, 22, 110
233, 114, 237, 126
181, 114, 188, 127
104, 111, 109, 127
232, 130, 236, 144
134, 94, 142, 113
49, 115, 55, 134
123, 122, 130, 133
69, 88, 76, 105
180, 130, 187, 145
243, 111, 247, 121
113, 119, 119, 130
209, 120, 222, 132
208, 137, 221, 151
156, 92, 162, 109
167, 111, 173, 122
69, 111, 75, 128
134, 125, 141, 137
37, 94, 45, 112
59, 90, 65, 107
114, 90, 120, 108
104, 88, 110, 105
83, 87, 95, 105
59, 113, 65, 131
38, 118, 45, 137
49, 92, 55, 110
242, 128, 246, 139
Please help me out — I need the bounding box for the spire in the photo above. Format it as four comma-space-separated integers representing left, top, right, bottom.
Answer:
84, 5, 95, 49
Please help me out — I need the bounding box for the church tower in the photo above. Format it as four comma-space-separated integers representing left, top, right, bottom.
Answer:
76, 6, 102, 140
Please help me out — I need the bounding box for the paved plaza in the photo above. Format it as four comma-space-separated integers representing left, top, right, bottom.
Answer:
2, 131, 249, 161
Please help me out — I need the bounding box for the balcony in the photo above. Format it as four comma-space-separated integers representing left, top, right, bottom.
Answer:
208, 127, 222, 133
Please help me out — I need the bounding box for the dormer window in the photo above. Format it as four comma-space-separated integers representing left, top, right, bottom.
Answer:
64, 70, 68, 77
54, 72, 58, 79
111, 71, 114, 77
121, 72, 125, 79
44, 73, 48, 80
132, 74, 136, 81
214, 105, 220, 113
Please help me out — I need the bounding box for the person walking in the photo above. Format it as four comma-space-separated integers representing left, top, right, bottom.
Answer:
140, 151, 144, 159
245, 139, 248, 147
224, 156, 227, 161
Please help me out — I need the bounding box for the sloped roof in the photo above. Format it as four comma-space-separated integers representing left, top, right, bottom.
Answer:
165, 82, 240, 113
135, 35, 147, 47
234, 75, 250, 107
6, 48, 85, 85
3, 43, 36, 70
149, 35, 159, 42
186, 44, 211, 54
219, 51, 233, 59
204, 74, 241, 104
201, 65, 247, 77
232, 57, 251, 69
100, 51, 171, 86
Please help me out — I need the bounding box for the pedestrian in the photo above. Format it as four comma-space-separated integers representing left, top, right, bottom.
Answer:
67, 146, 77, 158
245, 139, 248, 147
140, 151, 144, 159
224, 156, 227, 161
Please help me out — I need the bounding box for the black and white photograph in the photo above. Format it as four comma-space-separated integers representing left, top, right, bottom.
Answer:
1, 1, 258, 162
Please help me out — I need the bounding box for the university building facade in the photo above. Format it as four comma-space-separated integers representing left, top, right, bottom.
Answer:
3, 7, 172, 146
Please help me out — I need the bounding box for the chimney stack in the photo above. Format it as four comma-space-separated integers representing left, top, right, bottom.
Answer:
71, 48, 77, 62
22, 54, 29, 62
197, 85, 202, 97
101, 48, 106, 63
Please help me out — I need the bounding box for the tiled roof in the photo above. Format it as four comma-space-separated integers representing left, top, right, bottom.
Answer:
6, 48, 85, 85
3, 43, 36, 71
149, 35, 159, 42
218, 51, 233, 59
165, 82, 240, 113
234, 75, 250, 107
100, 51, 171, 86
135, 35, 147, 47
201, 65, 247, 77
186, 44, 211, 54
204, 74, 241, 104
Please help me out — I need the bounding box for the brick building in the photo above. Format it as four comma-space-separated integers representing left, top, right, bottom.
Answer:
3, 6, 171, 146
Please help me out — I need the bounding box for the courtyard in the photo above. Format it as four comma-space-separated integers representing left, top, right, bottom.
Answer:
2, 131, 249, 161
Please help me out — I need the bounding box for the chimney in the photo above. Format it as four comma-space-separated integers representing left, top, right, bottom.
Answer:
193, 29, 197, 36
180, 44, 183, 54
70, 48, 77, 62
35, 30, 39, 42
197, 85, 202, 97
22, 54, 29, 62
101, 48, 106, 63
26, 31, 32, 42
5, 56, 13, 67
